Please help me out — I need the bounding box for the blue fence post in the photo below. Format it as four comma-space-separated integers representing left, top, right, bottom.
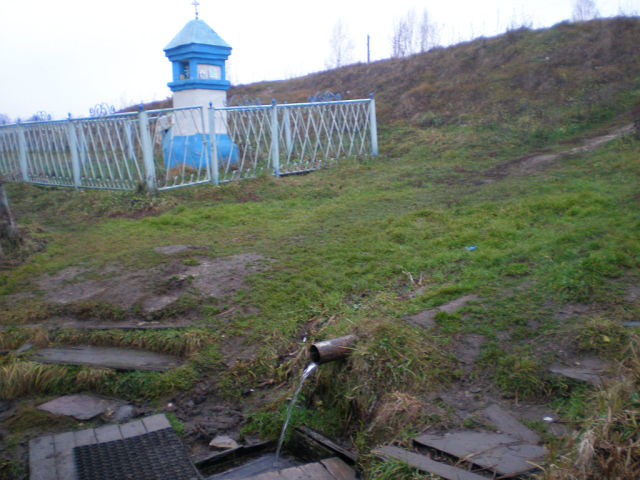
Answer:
208, 102, 219, 185
17, 124, 29, 182
138, 110, 157, 193
369, 94, 378, 156
270, 99, 280, 176
66, 116, 81, 188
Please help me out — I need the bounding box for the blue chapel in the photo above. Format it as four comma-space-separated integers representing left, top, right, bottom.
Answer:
163, 17, 237, 168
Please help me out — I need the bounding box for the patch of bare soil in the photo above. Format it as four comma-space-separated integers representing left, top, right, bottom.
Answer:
554, 303, 590, 321
625, 284, 640, 303
455, 333, 486, 374
220, 336, 259, 368
18, 251, 269, 325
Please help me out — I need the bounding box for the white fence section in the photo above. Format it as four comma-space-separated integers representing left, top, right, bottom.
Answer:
0, 98, 377, 192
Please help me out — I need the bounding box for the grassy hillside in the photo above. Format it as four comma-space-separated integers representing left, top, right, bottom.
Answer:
234, 18, 640, 143
2, 17, 640, 479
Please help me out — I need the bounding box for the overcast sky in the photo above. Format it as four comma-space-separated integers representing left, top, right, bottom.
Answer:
0, 0, 638, 120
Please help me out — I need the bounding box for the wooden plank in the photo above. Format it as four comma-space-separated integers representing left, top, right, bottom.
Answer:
29, 435, 56, 480
295, 426, 358, 463
374, 446, 489, 480
33, 346, 182, 372
414, 432, 545, 477
320, 457, 357, 480
483, 405, 540, 444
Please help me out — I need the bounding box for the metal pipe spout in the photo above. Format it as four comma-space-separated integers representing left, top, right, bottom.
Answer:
309, 335, 356, 364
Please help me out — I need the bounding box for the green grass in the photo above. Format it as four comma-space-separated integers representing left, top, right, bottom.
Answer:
3, 129, 640, 406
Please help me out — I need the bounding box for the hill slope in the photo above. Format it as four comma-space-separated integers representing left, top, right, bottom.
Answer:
233, 17, 640, 143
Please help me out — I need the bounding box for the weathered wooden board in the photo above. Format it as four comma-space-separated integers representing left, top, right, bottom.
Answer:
482, 404, 540, 444
374, 446, 488, 480
414, 432, 546, 477
294, 426, 358, 463
33, 346, 182, 371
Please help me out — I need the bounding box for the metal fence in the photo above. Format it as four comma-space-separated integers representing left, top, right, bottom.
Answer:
0, 98, 377, 192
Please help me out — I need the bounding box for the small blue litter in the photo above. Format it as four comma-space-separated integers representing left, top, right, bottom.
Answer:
465, 245, 477, 251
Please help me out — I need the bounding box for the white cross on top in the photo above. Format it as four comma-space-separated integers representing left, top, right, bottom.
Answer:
192, 0, 200, 19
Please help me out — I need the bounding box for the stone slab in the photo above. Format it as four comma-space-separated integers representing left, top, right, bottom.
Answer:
73, 429, 98, 447
210, 434, 240, 450
482, 404, 540, 444
414, 431, 545, 477
54, 432, 77, 480
37, 394, 120, 420
120, 419, 147, 438
142, 413, 172, 431
29, 435, 56, 480
33, 346, 182, 371
374, 446, 488, 480
94, 424, 123, 443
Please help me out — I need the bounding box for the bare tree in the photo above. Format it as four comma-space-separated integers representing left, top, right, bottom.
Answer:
392, 9, 416, 57
392, 8, 437, 58
326, 20, 354, 69
417, 9, 439, 52
572, 0, 600, 21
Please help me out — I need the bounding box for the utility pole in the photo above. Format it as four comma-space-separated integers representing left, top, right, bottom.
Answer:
367, 34, 370, 63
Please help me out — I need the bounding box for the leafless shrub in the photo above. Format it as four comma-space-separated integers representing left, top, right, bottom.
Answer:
572, 0, 600, 22
326, 19, 354, 69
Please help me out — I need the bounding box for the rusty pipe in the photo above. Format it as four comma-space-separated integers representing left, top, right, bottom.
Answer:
309, 335, 356, 364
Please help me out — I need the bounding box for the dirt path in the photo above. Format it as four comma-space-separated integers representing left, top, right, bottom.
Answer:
483, 123, 635, 181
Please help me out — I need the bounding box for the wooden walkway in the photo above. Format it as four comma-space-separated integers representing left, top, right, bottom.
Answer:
29, 414, 179, 480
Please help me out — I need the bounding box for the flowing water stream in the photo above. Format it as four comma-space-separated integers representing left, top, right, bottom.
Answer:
274, 362, 318, 466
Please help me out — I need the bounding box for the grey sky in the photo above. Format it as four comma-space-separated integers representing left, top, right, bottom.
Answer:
0, 0, 637, 120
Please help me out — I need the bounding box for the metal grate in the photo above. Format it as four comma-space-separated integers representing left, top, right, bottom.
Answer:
74, 428, 200, 480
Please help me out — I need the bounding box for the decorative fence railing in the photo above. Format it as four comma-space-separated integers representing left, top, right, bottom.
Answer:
0, 98, 377, 192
